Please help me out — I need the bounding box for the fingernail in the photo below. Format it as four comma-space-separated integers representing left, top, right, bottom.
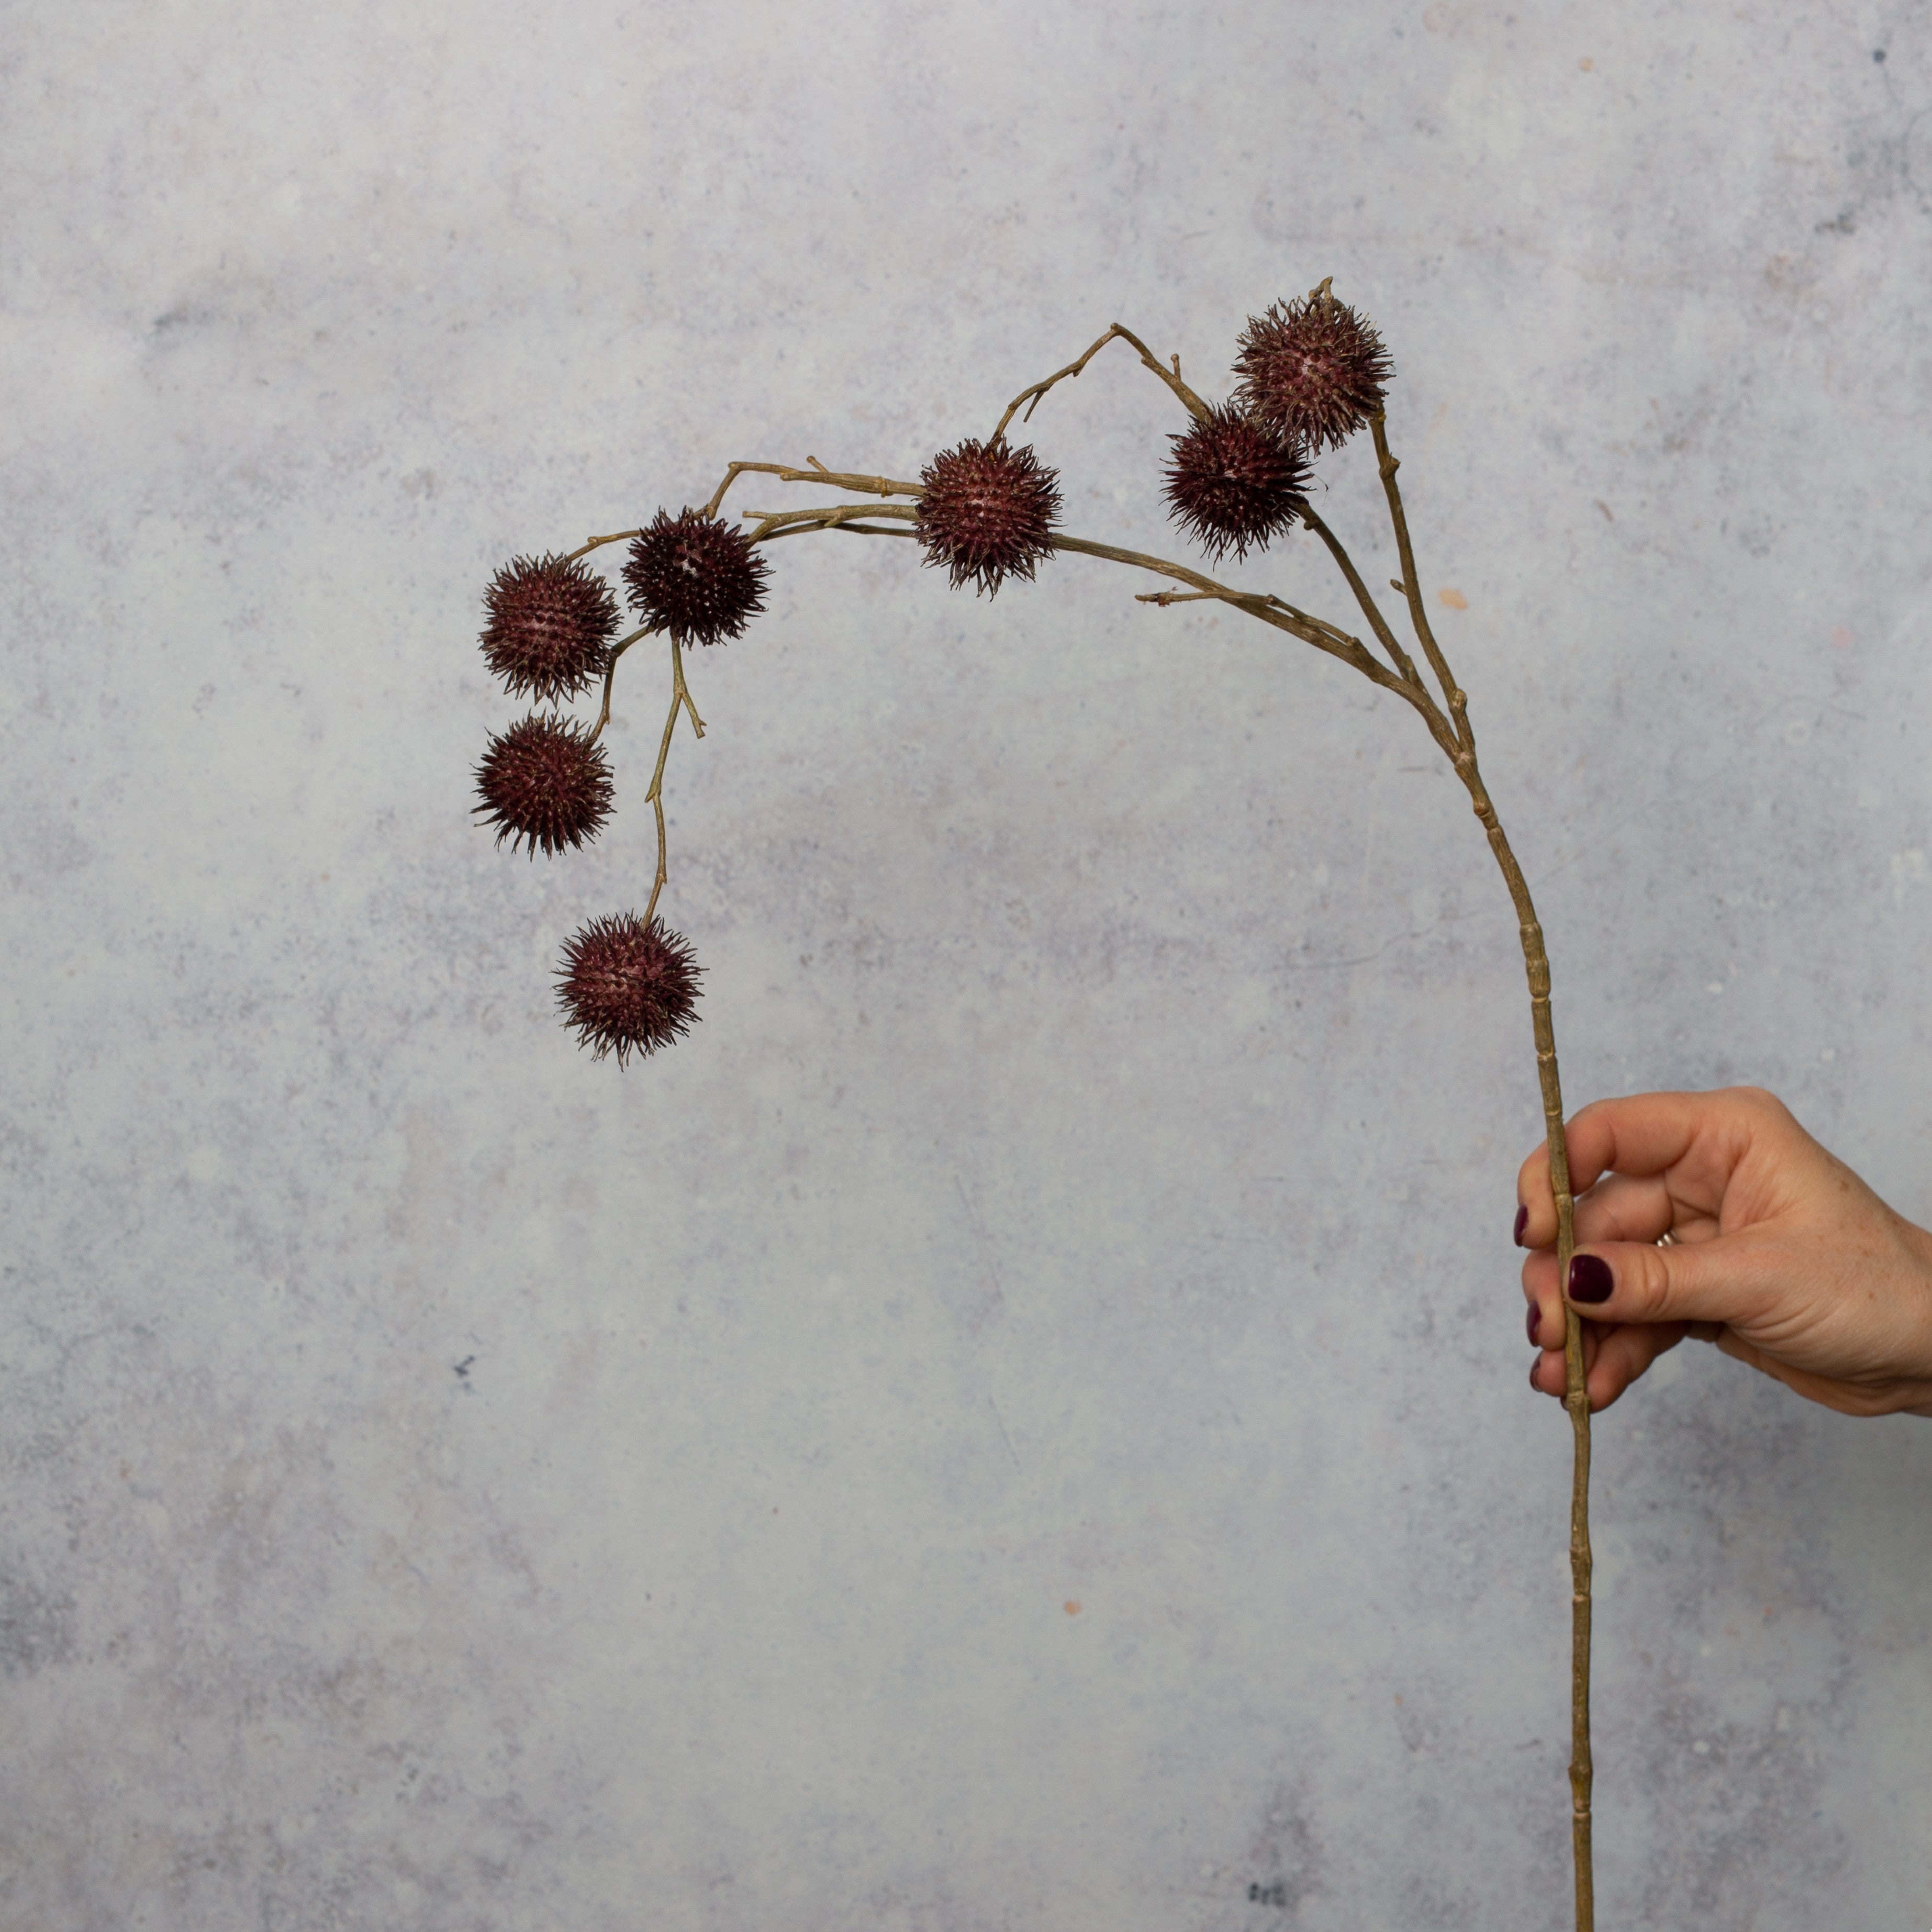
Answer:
1526, 1302, 1542, 1346
1513, 1204, 1529, 1247
1528, 1355, 1542, 1391
1568, 1253, 1614, 1305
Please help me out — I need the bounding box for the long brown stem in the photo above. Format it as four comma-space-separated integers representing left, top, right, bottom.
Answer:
595, 445, 1593, 1923
1461, 763, 1590, 1932
1363, 427, 1590, 1927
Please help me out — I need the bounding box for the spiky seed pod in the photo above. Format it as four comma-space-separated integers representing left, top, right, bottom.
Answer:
555, 913, 702, 1064
1162, 406, 1312, 563
479, 554, 621, 703
473, 714, 615, 859
913, 438, 1062, 597
1231, 286, 1394, 453
622, 509, 771, 646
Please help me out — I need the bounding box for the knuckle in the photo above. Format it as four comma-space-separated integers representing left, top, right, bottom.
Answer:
1628, 1244, 1674, 1317
1729, 1084, 1792, 1124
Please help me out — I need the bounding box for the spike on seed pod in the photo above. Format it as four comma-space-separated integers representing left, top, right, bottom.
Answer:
1231, 283, 1394, 453
473, 714, 614, 858
914, 437, 1062, 597
622, 509, 771, 646
479, 553, 621, 703
555, 913, 702, 1064
1162, 406, 1312, 563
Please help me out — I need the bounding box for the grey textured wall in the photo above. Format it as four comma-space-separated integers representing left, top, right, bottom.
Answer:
5, 4, 1930, 1928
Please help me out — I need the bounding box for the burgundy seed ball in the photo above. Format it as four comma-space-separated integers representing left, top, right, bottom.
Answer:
555, 913, 702, 1064
473, 714, 614, 858
622, 509, 771, 646
479, 553, 620, 703
1162, 406, 1312, 563
1231, 286, 1394, 453
913, 437, 1062, 597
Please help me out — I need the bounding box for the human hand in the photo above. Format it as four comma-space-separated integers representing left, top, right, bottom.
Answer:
1516, 1087, 1932, 1417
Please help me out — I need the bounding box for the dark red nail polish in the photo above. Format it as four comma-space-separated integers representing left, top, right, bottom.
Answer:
1513, 1204, 1529, 1247
1526, 1302, 1542, 1346
1568, 1253, 1614, 1305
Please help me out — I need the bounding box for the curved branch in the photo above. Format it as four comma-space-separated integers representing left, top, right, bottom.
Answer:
990, 323, 1212, 444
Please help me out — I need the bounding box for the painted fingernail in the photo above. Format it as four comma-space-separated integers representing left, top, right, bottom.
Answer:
1526, 1302, 1542, 1346
1513, 1204, 1529, 1246
1568, 1253, 1614, 1305
1528, 1355, 1539, 1389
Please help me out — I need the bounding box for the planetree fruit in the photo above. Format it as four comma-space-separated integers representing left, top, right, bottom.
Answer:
913, 437, 1062, 595
622, 508, 770, 645
1232, 278, 1394, 453
1162, 403, 1311, 563
472, 713, 613, 857
555, 913, 701, 1064
479, 553, 619, 703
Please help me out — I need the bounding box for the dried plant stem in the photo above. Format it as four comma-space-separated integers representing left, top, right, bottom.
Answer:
701, 458, 924, 523
1465, 769, 1591, 1932
1364, 417, 1591, 1932
564, 528, 643, 565
640, 638, 706, 932
991, 322, 1212, 443
587, 627, 652, 747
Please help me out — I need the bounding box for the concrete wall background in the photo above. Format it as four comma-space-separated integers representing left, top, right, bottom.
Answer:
5, 4, 1930, 1927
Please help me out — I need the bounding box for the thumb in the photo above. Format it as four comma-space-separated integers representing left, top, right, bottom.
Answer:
1565, 1236, 1765, 1328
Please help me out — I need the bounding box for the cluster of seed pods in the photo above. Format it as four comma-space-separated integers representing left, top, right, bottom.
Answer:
471, 285, 1392, 1063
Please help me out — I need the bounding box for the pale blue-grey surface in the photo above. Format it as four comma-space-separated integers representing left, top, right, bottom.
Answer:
4, 5, 1931, 1927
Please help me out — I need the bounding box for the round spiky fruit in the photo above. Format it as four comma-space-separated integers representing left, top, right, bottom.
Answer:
1162, 406, 1312, 563
555, 913, 701, 1064
479, 554, 620, 703
914, 438, 1062, 597
622, 509, 771, 646
473, 714, 614, 859
1231, 283, 1394, 453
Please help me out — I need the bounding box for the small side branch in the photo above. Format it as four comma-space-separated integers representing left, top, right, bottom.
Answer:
1370, 414, 1472, 750
701, 458, 924, 523
1300, 505, 1424, 691
641, 636, 702, 931
673, 642, 706, 741
740, 500, 922, 544
1134, 584, 1358, 654
991, 323, 1212, 444
1042, 532, 1357, 658
587, 627, 653, 746
565, 529, 644, 564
